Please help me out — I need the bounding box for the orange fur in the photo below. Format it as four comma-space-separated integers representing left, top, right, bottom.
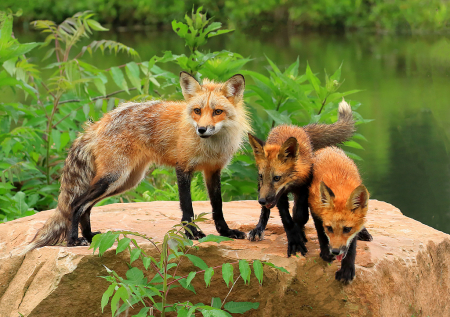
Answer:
309, 147, 369, 249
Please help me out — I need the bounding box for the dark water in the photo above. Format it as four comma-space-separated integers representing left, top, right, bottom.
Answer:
16, 29, 450, 233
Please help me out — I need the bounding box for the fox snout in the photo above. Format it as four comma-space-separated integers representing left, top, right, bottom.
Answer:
329, 245, 348, 261
196, 126, 215, 138
258, 195, 276, 209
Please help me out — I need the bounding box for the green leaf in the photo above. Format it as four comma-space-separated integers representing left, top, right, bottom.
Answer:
238, 260, 250, 285
186, 271, 196, 287
110, 66, 129, 93
305, 62, 321, 97
253, 260, 263, 285
87, 19, 109, 31
116, 237, 131, 254
211, 297, 221, 309
224, 301, 259, 314
222, 263, 233, 287
59, 132, 70, 150
204, 267, 214, 287
142, 256, 152, 270
130, 248, 141, 264
90, 231, 118, 256
126, 267, 144, 282
12, 192, 28, 213
132, 307, 150, 317
263, 262, 289, 274
185, 254, 208, 270
342, 140, 364, 150
330, 62, 343, 82
101, 284, 115, 312
125, 62, 142, 93
198, 234, 233, 244
110, 286, 128, 317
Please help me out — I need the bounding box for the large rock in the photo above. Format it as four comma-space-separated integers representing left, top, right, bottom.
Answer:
0, 200, 449, 317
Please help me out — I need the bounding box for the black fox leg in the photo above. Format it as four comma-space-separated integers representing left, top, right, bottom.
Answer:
177, 167, 205, 239
277, 193, 307, 257
336, 237, 357, 284
311, 213, 334, 262
205, 169, 245, 239
357, 227, 373, 241
292, 185, 310, 242
248, 206, 270, 241
79, 206, 101, 243
69, 175, 116, 246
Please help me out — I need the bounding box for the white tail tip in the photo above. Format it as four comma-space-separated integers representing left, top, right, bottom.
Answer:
338, 98, 351, 114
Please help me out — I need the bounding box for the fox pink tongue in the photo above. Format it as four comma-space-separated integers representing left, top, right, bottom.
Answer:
336, 254, 344, 262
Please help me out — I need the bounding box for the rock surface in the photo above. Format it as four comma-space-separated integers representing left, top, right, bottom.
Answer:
0, 200, 449, 317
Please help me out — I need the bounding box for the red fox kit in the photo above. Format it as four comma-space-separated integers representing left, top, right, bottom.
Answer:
309, 146, 369, 284
24, 72, 250, 253
248, 100, 357, 257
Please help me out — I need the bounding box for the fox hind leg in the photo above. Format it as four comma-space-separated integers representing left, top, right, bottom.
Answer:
68, 175, 119, 246
357, 227, 373, 241
80, 207, 101, 243
293, 185, 310, 242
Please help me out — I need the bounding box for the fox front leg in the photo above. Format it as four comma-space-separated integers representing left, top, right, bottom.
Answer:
311, 213, 335, 263
248, 206, 270, 241
176, 167, 206, 239
204, 169, 246, 239
335, 237, 357, 284
277, 193, 307, 257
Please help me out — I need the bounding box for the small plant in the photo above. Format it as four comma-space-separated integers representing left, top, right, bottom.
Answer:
91, 215, 288, 316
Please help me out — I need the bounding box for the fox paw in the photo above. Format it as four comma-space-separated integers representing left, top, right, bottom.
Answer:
286, 230, 308, 257
85, 231, 101, 243
320, 250, 335, 263
185, 225, 206, 240
248, 227, 265, 241
221, 228, 246, 239
67, 237, 90, 247
357, 228, 373, 241
335, 265, 355, 284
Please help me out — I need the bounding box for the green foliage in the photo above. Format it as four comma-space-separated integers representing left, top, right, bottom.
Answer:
91, 217, 287, 316
2, 0, 449, 32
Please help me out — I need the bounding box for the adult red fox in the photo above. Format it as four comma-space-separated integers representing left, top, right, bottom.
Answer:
24, 72, 250, 253
309, 146, 369, 284
248, 99, 371, 257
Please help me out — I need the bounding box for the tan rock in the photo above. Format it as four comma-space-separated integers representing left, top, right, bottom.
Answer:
0, 200, 449, 317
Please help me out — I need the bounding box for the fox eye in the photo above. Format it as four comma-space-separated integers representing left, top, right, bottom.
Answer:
326, 226, 333, 233
343, 227, 352, 234
258, 174, 263, 180
214, 109, 223, 115
273, 176, 281, 182
193, 108, 201, 115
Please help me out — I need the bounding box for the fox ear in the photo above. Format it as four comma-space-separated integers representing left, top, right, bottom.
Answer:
248, 133, 266, 161
347, 184, 369, 213
319, 181, 335, 208
180, 71, 202, 100
221, 74, 245, 104
278, 137, 298, 162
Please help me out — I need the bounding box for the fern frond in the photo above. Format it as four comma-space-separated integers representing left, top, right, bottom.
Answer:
79, 40, 140, 59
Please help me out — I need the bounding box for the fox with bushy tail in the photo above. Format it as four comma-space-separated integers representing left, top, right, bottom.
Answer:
23, 72, 251, 254
247, 99, 371, 257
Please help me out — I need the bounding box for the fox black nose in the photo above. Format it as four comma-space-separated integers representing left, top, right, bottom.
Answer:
331, 249, 340, 255
198, 127, 207, 134
258, 198, 266, 205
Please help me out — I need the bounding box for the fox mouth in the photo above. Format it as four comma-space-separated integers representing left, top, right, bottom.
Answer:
264, 203, 275, 209
335, 251, 348, 262
199, 135, 211, 139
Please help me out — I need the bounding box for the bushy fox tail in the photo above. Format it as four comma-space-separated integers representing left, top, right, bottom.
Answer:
304, 99, 355, 151
21, 136, 95, 254
20, 211, 70, 255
